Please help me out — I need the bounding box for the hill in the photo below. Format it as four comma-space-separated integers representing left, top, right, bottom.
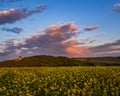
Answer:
0, 55, 120, 67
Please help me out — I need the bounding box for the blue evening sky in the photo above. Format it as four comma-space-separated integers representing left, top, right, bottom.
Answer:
0, 0, 120, 60
0, 0, 119, 43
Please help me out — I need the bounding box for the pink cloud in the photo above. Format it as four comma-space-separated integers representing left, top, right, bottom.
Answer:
84, 25, 100, 31
25, 34, 37, 41
45, 22, 79, 37
61, 39, 87, 56
1, 22, 119, 61
0, 43, 4, 46
66, 46, 85, 55
15, 42, 23, 46
114, 3, 120, 7
0, 22, 83, 60
0, 5, 45, 24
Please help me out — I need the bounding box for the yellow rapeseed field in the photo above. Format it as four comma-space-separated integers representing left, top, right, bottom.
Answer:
0, 67, 120, 96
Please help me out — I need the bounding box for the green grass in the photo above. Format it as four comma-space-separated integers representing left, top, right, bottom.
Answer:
0, 67, 120, 96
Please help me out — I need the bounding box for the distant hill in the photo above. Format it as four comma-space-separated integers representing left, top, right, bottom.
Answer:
0, 55, 120, 67
73, 57, 120, 66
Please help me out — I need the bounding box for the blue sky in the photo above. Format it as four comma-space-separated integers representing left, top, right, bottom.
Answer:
0, 0, 120, 61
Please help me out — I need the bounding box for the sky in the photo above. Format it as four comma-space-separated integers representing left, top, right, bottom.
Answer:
0, 0, 120, 61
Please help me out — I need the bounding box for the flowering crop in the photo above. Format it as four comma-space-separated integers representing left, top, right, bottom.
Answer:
0, 67, 120, 96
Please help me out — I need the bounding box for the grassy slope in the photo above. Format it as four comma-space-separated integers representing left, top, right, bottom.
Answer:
0, 55, 120, 67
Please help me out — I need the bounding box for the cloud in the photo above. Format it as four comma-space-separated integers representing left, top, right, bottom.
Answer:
0, 22, 119, 61
1, 27, 23, 34
89, 40, 120, 56
112, 8, 120, 13
112, 3, 120, 13
22, 22, 81, 54
65, 46, 85, 55
114, 3, 120, 7
61, 39, 88, 55
0, 5, 45, 25
80, 37, 96, 44
0, 22, 86, 61
84, 25, 100, 31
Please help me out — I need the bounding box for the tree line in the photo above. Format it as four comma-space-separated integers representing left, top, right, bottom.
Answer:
0, 55, 120, 67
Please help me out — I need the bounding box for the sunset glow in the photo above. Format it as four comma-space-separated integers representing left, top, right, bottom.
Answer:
0, 0, 120, 61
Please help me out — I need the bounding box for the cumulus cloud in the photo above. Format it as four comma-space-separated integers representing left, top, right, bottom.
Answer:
61, 39, 88, 55
84, 25, 100, 31
22, 22, 82, 55
0, 22, 86, 61
0, 22, 119, 61
0, 5, 45, 24
1, 27, 23, 34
